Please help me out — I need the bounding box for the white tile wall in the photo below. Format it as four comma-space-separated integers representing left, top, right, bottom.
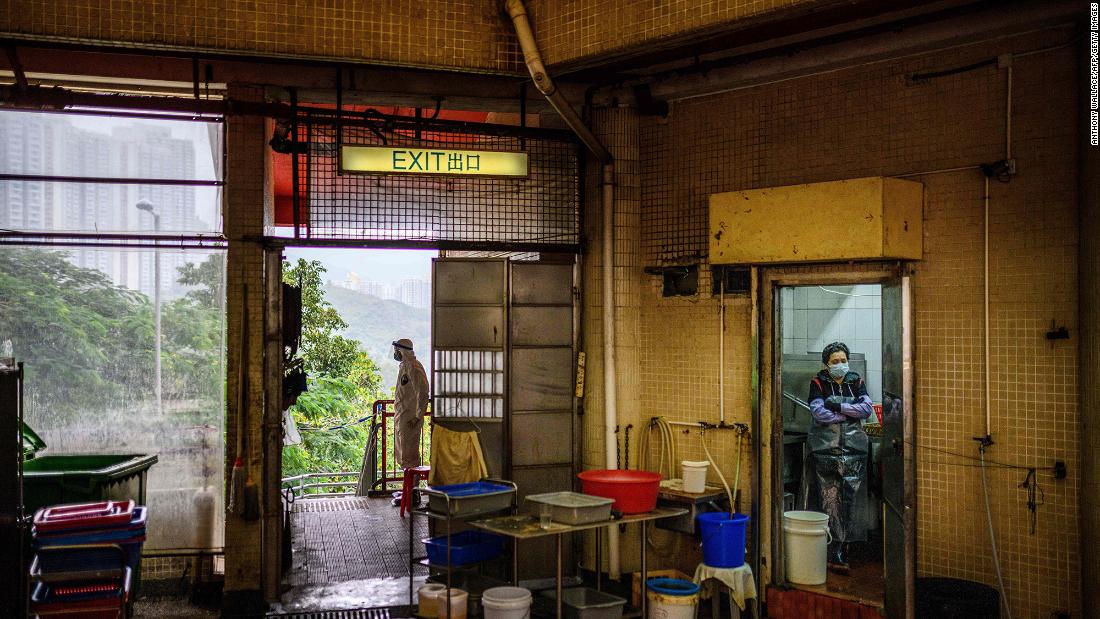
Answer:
782, 284, 883, 400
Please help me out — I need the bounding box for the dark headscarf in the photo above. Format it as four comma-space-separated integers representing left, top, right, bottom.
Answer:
821, 341, 850, 365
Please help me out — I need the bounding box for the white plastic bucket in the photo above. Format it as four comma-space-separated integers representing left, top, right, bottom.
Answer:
417, 584, 448, 619
681, 460, 710, 494
646, 578, 700, 619
437, 588, 469, 619
482, 586, 533, 619
783, 510, 832, 585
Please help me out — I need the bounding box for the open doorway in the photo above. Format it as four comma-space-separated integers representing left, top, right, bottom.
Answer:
777, 284, 887, 605
275, 247, 435, 613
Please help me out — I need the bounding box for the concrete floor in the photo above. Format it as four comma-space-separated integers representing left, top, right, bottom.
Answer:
133, 596, 220, 618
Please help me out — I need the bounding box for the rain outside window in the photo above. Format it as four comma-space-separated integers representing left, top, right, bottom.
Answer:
1, 110, 226, 551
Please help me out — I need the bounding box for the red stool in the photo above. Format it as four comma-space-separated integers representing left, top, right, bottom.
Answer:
400, 465, 430, 518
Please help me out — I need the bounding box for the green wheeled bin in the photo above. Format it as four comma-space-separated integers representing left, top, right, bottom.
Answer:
21, 430, 158, 596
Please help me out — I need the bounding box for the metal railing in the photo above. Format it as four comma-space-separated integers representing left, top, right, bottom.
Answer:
281, 399, 432, 500
281, 471, 361, 499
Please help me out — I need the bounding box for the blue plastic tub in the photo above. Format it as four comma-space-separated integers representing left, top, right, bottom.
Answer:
422, 530, 504, 566
425, 481, 515, 517
697, 512, 749, 568
646, 578, 700, 596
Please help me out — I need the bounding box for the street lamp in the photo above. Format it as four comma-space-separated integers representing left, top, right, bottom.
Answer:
136, 199, 162, 415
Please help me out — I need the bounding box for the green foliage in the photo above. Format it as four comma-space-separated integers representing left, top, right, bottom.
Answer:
281, 258, 386, 483
0, 248, 153, 412
0, 248, 225, 418
162, 254, 225, 401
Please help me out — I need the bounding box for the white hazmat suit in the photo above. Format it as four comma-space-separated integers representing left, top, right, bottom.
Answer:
392, 339, 430, 469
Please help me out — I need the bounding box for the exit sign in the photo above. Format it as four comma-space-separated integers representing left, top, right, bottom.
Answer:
341, 146, 528, 177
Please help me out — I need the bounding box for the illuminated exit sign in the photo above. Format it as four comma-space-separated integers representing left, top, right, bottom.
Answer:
340, 146, 528, 177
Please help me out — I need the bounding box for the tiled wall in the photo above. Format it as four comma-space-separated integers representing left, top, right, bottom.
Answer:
1, 0, 841, 75
1080, 44, 1100, 612
781, 285, 882, 400
629, 27, 1080, 617
0, 0, 522, 73
223, 84, 269, 593
526, 0, 821, 67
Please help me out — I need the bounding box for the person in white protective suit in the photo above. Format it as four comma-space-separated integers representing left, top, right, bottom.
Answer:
392, 338, 430, 469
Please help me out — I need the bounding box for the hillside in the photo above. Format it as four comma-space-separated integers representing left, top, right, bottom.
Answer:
324, 284, 431, 389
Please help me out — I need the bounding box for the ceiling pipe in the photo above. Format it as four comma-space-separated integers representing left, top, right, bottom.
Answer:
504, 0, 621, 580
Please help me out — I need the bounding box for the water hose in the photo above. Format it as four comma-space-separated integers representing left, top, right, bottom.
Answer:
701, 428, 736, 517
980, 448, 1013, 619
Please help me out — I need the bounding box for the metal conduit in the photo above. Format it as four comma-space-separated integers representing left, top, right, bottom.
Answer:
504, 0, 622, 579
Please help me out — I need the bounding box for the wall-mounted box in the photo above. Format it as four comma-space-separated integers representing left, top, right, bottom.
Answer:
709, 176, 923, 265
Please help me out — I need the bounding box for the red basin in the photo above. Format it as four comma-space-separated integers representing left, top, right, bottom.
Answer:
577, 469, 662, 514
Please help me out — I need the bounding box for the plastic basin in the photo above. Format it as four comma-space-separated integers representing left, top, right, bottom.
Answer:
422, 530, 504, 567
577, 470, 661, 514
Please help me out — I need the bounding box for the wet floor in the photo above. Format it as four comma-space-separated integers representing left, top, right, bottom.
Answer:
275, 496, 428, 613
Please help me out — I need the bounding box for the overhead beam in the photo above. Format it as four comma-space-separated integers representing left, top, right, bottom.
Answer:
0, 44, 592, 113
593, 0, 1080, 105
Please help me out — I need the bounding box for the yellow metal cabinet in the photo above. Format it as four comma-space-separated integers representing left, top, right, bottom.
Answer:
708, 176, 923, 264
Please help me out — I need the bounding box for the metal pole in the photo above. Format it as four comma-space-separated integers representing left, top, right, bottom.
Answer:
595, 527, 602, 592
152, 212, 163, 416
556, 534, 563, 619
640, 521, 648, 619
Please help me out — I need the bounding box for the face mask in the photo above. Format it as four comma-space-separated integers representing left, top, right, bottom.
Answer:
393, 350, 402, 361
829, 362, 849, 379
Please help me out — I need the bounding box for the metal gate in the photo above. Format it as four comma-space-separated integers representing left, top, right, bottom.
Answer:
431, 257, 577, 578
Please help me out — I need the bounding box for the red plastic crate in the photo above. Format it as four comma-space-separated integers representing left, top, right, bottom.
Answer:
34, 501, 135, 533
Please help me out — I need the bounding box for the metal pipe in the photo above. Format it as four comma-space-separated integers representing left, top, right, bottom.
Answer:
719, 276, 725, 423
503, 0, 621, 580
504, 0, 611, 165
1005, 61, 1013, 161
0, 173, 222, 186
984, 175, 991, 436
601, 164, 620, 578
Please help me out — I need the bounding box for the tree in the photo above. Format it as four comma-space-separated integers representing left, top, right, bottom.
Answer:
0, 248, 153, 413
282, 259, 363, 378
162, 254, 226, 401
281, 258, 386, 481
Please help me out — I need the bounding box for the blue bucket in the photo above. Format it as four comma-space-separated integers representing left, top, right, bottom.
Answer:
697, 512, 749, 568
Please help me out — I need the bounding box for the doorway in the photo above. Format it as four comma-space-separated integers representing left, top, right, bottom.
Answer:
771, 276, 914, 616
275, 247, 435, 613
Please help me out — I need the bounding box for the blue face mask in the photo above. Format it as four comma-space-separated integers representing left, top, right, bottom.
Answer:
828, 362, 849, 379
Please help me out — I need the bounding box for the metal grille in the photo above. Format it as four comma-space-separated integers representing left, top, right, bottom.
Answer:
432, 350, 505, 420
293, 111, 581, 250
269, 609, 392, 619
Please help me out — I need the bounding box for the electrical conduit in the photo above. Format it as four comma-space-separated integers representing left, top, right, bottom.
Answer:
504, 0, 621, 579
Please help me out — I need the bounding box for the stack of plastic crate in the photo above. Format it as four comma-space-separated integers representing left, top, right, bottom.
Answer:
29, 500, 145, 618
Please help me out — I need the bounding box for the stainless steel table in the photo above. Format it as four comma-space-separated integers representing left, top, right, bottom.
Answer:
470, 507, 688, 619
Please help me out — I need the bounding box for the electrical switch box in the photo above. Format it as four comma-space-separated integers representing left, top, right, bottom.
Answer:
709, 176, 923, 264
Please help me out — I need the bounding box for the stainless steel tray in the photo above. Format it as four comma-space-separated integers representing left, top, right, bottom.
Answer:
524, 491, 613, 525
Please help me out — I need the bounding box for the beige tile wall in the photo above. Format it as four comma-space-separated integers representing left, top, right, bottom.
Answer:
526, 0, 821, 67
223, 84, 269, 593
626, 27, 1080, 617
1, 0, 842, 75
1079, 34, 1100, 613
0, 0, 522, 73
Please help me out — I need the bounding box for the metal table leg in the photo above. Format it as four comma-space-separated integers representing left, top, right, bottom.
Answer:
556, 533, 564, 619
408, 505, 414, 609
640, 521, 647, 619
595, 526, 602, 592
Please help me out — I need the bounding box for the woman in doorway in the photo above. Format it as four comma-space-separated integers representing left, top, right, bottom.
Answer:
807, 341, 872, 574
